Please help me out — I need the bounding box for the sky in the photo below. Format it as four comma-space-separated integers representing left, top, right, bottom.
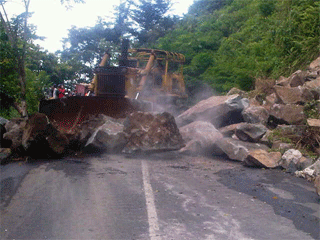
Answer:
3, 0, 194, 53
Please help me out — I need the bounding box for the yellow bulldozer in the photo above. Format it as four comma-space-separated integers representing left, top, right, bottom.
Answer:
39, 40, 187, 132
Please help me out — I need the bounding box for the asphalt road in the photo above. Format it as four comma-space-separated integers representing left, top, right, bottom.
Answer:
1, 152, 319, 240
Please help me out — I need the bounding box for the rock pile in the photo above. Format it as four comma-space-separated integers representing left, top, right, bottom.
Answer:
0, 111, 184, 162
71, 111, 184, 154
176, 56, 320, 194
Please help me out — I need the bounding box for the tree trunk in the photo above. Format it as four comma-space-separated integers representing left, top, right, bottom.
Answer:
19, 0, 31, 118
0, 1, 30, 118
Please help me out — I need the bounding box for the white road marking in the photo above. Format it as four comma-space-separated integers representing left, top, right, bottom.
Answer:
141, 160, 161, 240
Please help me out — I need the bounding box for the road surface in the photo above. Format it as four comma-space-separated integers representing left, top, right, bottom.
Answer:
1, 152, 319, 239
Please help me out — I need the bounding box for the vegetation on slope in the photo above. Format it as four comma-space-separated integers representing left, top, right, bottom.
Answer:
157, 0, 320, 93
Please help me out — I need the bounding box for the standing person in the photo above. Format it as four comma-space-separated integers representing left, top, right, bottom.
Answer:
48, 85, 54, 98
50, 84, 59, 99
58, 84, 65, 98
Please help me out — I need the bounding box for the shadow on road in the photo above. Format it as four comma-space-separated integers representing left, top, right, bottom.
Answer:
215, 167, 320, 239
0, 156, 92, 210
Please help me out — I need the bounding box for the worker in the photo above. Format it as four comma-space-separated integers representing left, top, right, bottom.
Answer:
58, 84, 66, 98
50, 84, 59, 99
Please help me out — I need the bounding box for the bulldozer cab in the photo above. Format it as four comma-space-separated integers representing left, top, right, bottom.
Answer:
124, 49, 187, 103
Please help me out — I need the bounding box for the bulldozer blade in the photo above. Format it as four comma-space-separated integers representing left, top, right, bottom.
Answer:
39, 96, 151, 132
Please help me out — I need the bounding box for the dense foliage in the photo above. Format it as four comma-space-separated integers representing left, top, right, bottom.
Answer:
157, 0, 320, 92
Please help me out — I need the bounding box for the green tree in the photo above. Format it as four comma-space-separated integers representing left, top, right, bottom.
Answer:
60, 1, 135, 74
0, 0, 84, 118
113, 0, 134, 42
0, 0, 32, 117
61, 20, 120, 69
130, 0, 177, 46
188, 0, 233, 16
27, 46, 76, 86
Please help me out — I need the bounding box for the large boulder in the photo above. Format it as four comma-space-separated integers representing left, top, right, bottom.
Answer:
235, 123, 267, 142
84, 117, 126, 153
22, 113, 50, 150
176, 94, 249, 128
274, 86, 314, 104
22, 113, 69, 157
3, 114, 69, 159
242, 105, 269, 125
122, 112, 184, 154
216, 138, 269, 161
244, 149, 281, 168
179, 121, 223, 155
3, 118, 26, 150
269, 104, 305, 125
